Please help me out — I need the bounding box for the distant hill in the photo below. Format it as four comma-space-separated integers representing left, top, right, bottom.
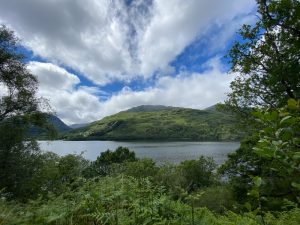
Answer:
47, 115, 71, 132
63, 105, 241, 141
125, 105, 174, 112
204, 104, 218, 112
69, 123, 89, 129
28, 114, 71, 137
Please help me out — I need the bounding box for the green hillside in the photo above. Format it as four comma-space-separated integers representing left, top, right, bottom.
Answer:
63, 105, 241, 141
28, 114, 71, 138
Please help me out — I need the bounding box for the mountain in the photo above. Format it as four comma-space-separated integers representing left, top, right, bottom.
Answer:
63, 105, 241, 141
204, 104, 218, 112
69, 123, 89, 129
47, 115, 71, 132
28, 114, 71, 137
125, 105, 174, 112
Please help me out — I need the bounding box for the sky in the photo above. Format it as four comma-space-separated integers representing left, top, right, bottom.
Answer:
0, 0, 257, 125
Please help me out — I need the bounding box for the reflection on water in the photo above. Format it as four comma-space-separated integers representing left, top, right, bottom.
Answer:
38, 141, 240, 165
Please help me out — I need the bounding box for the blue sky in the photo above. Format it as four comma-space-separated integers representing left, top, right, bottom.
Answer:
0, 0, 256, 124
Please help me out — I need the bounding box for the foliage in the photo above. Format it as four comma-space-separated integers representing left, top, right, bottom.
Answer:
154, 163, 185, 199
221, 0, 300, 213
251, 99, 300, 208
0, 25, 55, 200
223, 0, 300, 132
179, 156, 217, 191
0, 25, 43, 122
63, 106, 241, 141
57, 154, 90, 183
122, 158, 159, 179
193, 186, 237, 214
29, 152, 62, 196
219, 135, 262, 203
0, 142, 298, 224
220, 99, 300, 211
227, 0, 300, 111
0, 119, 40, 200
87, 146, 137, 177
1, 175, 300, 225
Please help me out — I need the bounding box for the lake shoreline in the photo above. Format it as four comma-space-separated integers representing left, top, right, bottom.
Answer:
38, 140, 240, 165
50, 137, 241, 142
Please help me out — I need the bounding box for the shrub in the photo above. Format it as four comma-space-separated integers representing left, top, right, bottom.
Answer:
179, 156, 217, 191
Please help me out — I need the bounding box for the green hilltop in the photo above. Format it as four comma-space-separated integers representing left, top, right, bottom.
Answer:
62, 105, 241, 141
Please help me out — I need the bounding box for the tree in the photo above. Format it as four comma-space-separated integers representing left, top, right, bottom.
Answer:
0, 25, 47, 199
179, 156, 216, 191
0, 121, 41, 199
0, 25, 45, 122
88, 147, 137, 177
226, 0, 300, 112
251, 99, 300, 208
221, 0, 300, 210
58, 154, 89, 183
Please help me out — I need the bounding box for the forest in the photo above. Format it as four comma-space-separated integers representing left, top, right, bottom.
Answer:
0, 0, 300, 224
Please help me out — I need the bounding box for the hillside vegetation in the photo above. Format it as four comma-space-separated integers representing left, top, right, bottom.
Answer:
63, 105, 241, 141
28, 114, 71, 138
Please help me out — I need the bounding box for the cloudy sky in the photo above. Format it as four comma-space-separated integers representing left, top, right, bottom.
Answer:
0, 0, 256, 124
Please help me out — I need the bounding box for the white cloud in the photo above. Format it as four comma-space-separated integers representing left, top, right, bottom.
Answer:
0, 0, 255, 84
28, 62, 80, 90
28, 62, 103, 124
28, 59, 233, 124
101, 57, 234, 116
0, 83, 8, 97
0, 1, 256, 124
137, 0, 256, 75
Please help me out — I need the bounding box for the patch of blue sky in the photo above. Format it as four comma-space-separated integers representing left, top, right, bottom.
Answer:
17, 45, 96, 89
16, 45, 46, 64
17, 11, 256, 101
170, 28, 235, 75
170, 13, 257, 76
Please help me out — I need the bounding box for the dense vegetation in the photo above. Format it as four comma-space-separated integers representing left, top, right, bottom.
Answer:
1, 147, 300, 225
1, 0, 300, 224
63, 105, 241, 141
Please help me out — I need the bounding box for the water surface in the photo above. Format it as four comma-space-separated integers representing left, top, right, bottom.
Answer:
38, 141, 240, 165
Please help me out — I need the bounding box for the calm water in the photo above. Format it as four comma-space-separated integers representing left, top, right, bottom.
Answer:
38, 141, 240, 165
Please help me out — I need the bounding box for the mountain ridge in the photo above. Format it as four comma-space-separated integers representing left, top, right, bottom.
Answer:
125, 105, 175, 112
62, 104, 241, 141
28, 114, 71, 138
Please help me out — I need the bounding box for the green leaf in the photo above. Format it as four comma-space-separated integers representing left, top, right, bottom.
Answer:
288, 99, 297, 110
244, 202, 252, 211
252, 110, 262, 118
248, 189, 259, 198
280, 116, 292, 125
253, 176, 262, 187
293, 152, 300, 160
291, 182, 300, 190
280, 128, 293, 141
269, 111, 279, 121
253, 147, 274, 158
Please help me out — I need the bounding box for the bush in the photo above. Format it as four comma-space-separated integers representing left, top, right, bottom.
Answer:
193, 186, 237, 213
123, 158, 159, 179
154, 163, 185, 199
178, 156, 217, 191
88, 146, 137, 177
1, 176, 299, 225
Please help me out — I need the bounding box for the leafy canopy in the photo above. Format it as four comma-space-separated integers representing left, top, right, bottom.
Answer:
227, 0, 300, 111
0, 25, 48, 200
